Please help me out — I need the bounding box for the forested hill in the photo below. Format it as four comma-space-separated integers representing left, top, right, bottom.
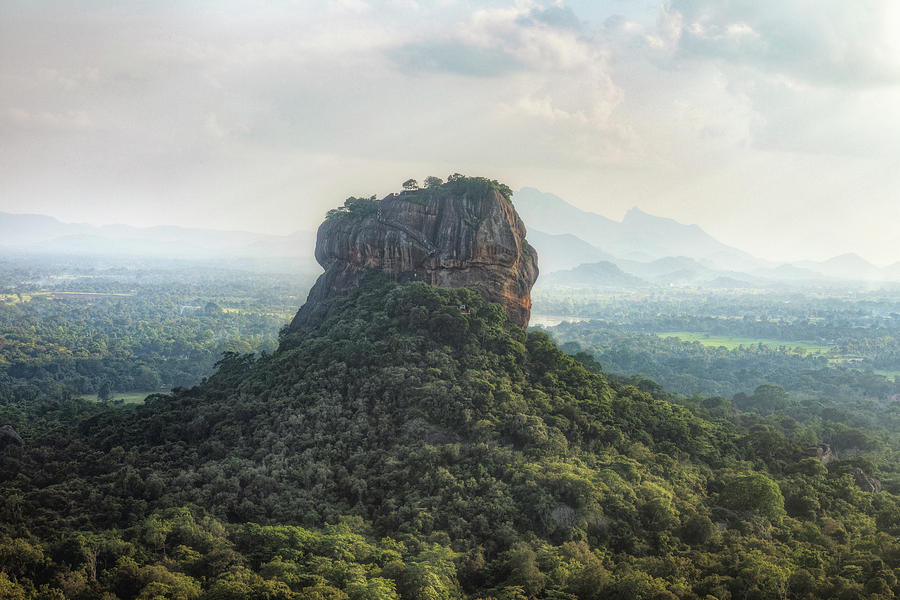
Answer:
1, 275, 898, 599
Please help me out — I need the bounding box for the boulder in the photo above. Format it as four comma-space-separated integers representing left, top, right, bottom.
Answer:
0, 425, 24, 448
852, 467, 882, 493
805, 443, 835, 464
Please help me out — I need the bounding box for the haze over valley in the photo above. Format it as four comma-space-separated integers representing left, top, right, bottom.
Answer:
5, 186, 896, 289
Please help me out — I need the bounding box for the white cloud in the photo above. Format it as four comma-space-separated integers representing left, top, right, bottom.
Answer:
2, 107, 93, 131
669, 0, 900, 87
389, 2, 626, 161
2, 1, 900, 263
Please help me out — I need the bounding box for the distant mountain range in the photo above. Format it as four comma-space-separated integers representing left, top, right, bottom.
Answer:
795, 253, 885, 281
0, 212, 318, 270
525, 230, 615, 274
514, 187, 762, 271
3, 190, 897, 287
513, 188, 900, 287
542, 261, 647, 288
541, 257, 757, 289
538, 253, 900, 290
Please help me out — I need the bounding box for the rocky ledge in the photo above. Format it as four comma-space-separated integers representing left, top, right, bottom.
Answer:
291, 177, 539, 329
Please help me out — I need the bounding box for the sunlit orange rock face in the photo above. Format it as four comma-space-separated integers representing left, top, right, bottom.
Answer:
291, 185, 539, 329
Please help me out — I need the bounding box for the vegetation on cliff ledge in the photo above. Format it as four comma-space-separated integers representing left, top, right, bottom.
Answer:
325, 175, 514, 222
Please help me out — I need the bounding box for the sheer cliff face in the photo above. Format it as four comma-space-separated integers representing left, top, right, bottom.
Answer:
292, 186, 539, 328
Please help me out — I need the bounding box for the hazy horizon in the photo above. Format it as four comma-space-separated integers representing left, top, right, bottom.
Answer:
4, 187, 897, 270
3, 1, 900, 264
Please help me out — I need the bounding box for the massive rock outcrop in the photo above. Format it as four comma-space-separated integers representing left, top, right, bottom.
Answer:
291, 178, 538, 329
0, 425, 23, 449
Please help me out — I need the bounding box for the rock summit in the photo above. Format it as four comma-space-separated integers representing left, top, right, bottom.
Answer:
291, 177, 539, 329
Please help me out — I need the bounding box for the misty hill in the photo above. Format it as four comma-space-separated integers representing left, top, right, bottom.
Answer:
757, 263, 827, 281
526, 230, 614, 273
0, 212, 89, 246
796, 253, 884, 281
619, 257, 763, 287
531, 254, 741, 289
539, 255, 764, 289
513, 187, 762, 270
749, 254, 891, 284
515, 190, 896, 287
543, 260, 648, 288
613, 256, 712, 281
885, 261, 900, 281
0, 211, 317, 264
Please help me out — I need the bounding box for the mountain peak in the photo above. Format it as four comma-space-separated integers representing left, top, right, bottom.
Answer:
823, 252, 874, 267
624, 206, 647, 219
622, 206, 666, 225
623, 206, 701, 230
513, 188, 755, 270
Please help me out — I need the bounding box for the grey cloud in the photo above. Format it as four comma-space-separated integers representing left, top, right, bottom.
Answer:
670, 0, 900, 87
388, 40, 522, 77
516, 5, 583, 31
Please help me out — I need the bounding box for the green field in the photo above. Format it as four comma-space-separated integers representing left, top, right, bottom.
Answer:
658, 331, 832, 353
222, 306, 296, 319
874, 369, 900, 381
2, 291, 135, 303
79, 391, 156, 404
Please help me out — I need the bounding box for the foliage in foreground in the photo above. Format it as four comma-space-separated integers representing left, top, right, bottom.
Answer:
1, 279, 899, 599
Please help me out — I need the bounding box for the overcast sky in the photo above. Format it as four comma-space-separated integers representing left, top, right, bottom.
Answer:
3, 0, 900, 264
